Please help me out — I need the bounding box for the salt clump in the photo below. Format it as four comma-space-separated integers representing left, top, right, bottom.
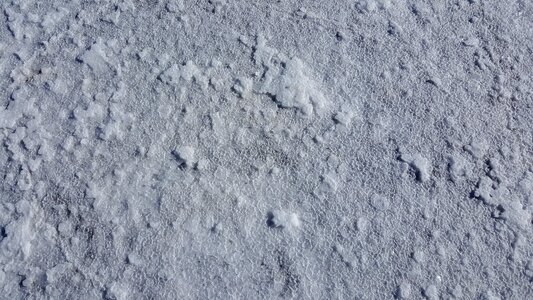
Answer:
267, 210, 301, 230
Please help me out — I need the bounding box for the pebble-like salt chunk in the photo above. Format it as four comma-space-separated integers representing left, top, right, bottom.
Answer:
400, 152, 431, 182
172, 145, 196, 167
267, 210, 300, 229
260, 57, 327, 116
80, 41, 110, 74
181, 60, 200, 82
396, 282, 411, 299
424, 285, 438, 300
160, 64, 181, 85
334, 109, 354, 126
233, 77, 253, 98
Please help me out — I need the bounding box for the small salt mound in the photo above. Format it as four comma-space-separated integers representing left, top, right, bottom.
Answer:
107, 281, 130, 300
424, 285, 439, 300
396, 282, 412, 299
260, 58, 327, 116
233, 77, 253, 98
251, 36, 327, 116
333, 109, 354, 126
267, 210, 300, 230
172, 145, 196, 168
501, 201, 532, 231
159, 64, 181, 85
253, 35, 278, 67
80, 41, 111, 74
356, 0, 392, 12
464, 139, 488, 159
166, 0, 185, 13
400, 152, 431, 182
97, 104, 134, 141
0, 201, 40, 260
448, 154, 471, 182
0, 88, 36, 129
0, 101, 24, 129
41, 8, 69, 31
180, 61, 201, 82
159, 61, 208, 89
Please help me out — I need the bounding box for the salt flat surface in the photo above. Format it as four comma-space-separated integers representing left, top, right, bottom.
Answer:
1, 1, 533, 299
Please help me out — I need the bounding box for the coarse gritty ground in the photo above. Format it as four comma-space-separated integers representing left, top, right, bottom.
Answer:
1, 0, 533, 299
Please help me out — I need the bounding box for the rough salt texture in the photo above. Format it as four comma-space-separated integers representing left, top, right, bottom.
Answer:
1, 0, 533, 299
